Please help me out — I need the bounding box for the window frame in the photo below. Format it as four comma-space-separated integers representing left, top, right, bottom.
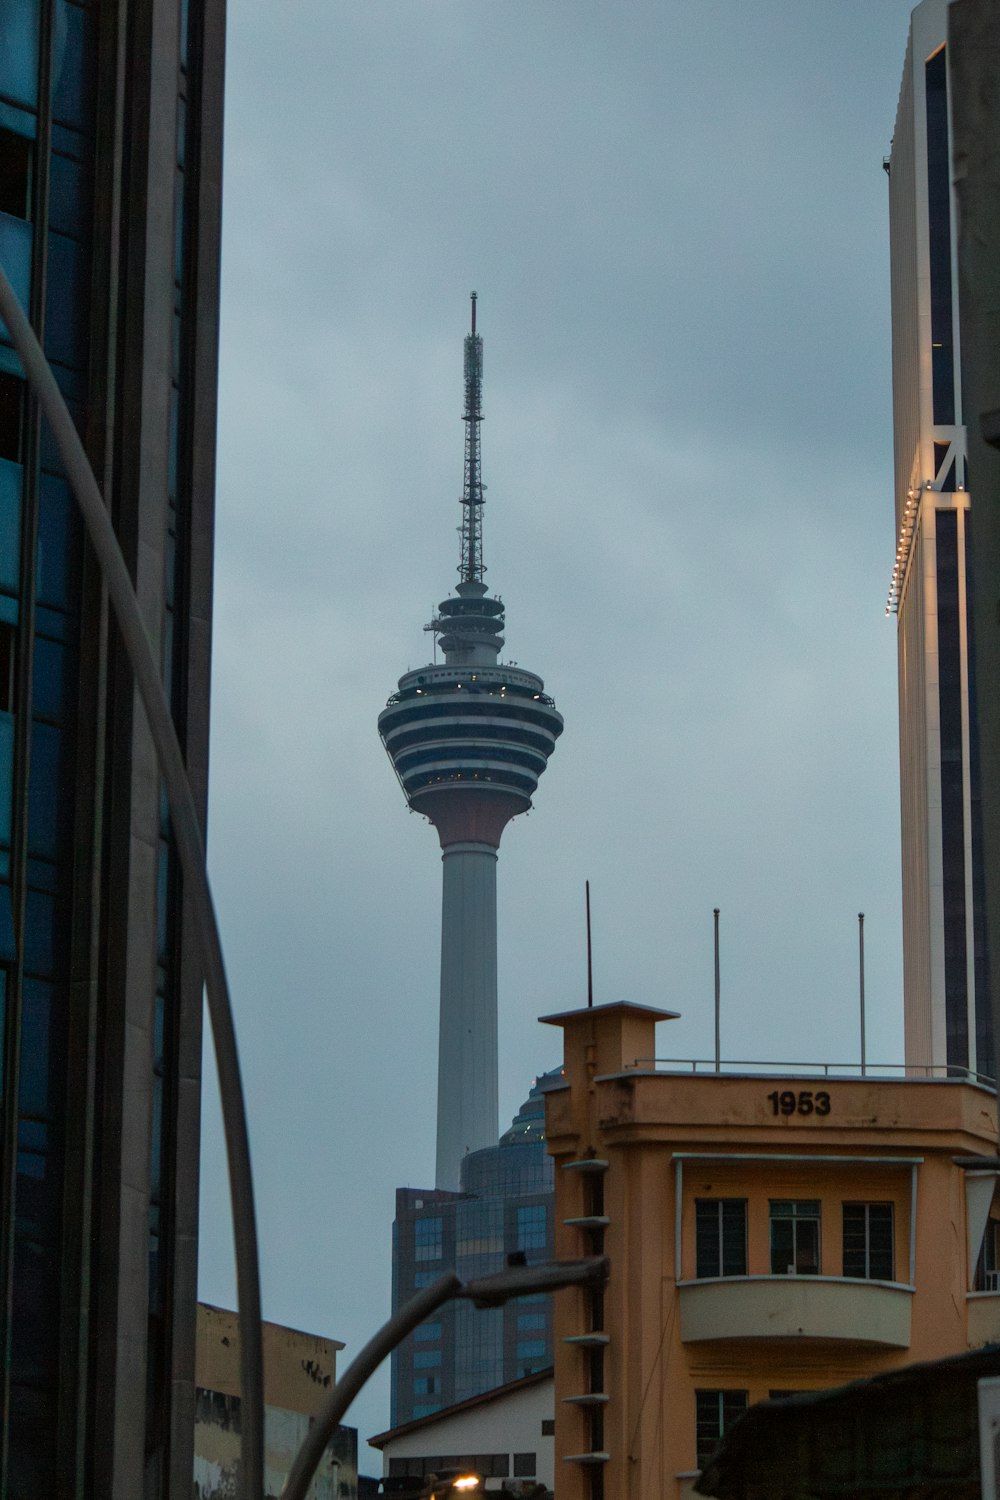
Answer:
842, 1201, 894, 1282
769, 1199, 821, 1276
695, 1197, 748, 1279
695, 1388, 748, 1471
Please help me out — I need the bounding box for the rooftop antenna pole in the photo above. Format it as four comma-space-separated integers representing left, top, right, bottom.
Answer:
586, 880, 594, 1008
858, 912, 866, 1076
714, 909, 721, 1072
460, 291, 485, 585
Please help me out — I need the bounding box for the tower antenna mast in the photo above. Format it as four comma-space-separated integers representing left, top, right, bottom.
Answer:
460, 291, 485, 583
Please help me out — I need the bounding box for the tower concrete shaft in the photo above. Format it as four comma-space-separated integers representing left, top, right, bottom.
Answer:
379, 296, 563, 1190
436, 842, 499, 1189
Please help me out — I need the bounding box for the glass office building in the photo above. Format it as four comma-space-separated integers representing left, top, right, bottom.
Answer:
0, 2, 224, 1494
390, 1071, 561, 1428
888, 0, 992, 1083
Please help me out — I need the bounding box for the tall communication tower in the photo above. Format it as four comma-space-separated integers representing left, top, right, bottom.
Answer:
379, 296, 563, 1191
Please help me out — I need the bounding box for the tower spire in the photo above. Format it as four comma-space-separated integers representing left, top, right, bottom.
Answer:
460, 290, 485, 584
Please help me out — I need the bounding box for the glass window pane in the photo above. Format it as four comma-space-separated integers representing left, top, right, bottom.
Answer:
51, 2, 96, 134
0, 457, 23, 593
24, 886, 56, 976
47, 152, 84, 237
0, 0, 41, 110
37, 473, 74, 609
31, 637, 65, 721
27, 720, 62, 859
0, 711, 14, 849
516, 1339, 546, 1359
43, 231, 85, 368
0, 129, 32, 219
18, 978, 52, 1116
0, 212, 33, 348
770, 1218, 793, 1275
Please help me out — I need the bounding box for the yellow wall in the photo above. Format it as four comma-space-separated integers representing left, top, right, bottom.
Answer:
542, 1003, 1000, 1500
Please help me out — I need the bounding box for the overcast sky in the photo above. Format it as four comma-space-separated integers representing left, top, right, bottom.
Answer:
197, 0, 921, 1469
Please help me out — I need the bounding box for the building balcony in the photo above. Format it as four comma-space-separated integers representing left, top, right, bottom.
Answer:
677, 1275, 912, 1348
967, 1291, 1000, 1348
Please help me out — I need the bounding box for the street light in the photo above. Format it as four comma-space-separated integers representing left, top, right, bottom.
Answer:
281, 1256, 609, 1500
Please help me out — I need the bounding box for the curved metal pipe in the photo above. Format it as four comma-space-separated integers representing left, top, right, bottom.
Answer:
0, 265, 265, 1500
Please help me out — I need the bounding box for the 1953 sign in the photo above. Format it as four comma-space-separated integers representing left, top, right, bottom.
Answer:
767, 1089, 831, 1117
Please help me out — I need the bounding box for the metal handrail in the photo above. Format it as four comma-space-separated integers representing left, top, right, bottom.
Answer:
631, 1058, 996, 1087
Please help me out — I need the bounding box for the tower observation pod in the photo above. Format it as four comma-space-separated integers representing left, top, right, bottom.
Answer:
379, 295, 563, 1191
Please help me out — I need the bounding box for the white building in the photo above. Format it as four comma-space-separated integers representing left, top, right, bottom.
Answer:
369, 1369, 554, 1494
888, 0, 991, 1083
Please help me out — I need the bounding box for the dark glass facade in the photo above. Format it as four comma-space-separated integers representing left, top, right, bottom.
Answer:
925, 47, 955, 427
0, 2, 224, 1494
936, 511, 970, 1070
390, 1072, 560, 1427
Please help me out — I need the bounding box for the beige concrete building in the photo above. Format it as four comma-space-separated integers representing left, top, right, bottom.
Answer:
541, 1003, 1000, 1500
194, 1304, 356, 1500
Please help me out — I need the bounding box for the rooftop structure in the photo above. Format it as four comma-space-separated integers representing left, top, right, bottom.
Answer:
379, 296, 563, 1190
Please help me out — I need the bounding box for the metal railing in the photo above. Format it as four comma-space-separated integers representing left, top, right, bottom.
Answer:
631, 1058, 996, 1087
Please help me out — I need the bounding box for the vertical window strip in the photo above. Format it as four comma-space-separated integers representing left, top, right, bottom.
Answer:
925, 48, 955, 425
936, 511, 969, 1068
964, 512, 993, 1081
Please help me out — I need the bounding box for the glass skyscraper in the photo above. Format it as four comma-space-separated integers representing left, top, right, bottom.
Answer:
888, 0, 992, 1083
0, 2, 224, 1494
390, 1071, 561, 1429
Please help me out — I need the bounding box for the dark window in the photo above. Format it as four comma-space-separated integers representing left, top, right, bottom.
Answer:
414, 1321, 441, 1342
0, 622, 14, 713
975, 1219, 1000, 1291
415, 1216, 443, 1262
696, 1199, 747, 1278
513, 1453, 536, 1477
541, 1419, 555, 1436
0, 372, 24, 462
926, 47, 955, 425
413, 1349, 441, 1369
516, 1203, 547, 1251
965, 513, 993, 1081
390, 1455, 509, 1480
517, 1312, 546, 1331
769, 1201, 820, 1275
516, 1339, 546, 1360
937, 510, 969, 1070
0, 129, 32, 219
413, 1375, 438, 1395
696, 1389, 748, 1471
843, 1203, 894, 1280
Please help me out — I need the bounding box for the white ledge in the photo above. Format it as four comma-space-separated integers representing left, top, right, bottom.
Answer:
678, 1275, 912, 1347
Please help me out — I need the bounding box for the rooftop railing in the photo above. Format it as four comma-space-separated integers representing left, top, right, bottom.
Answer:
630, 1059, 996, 1088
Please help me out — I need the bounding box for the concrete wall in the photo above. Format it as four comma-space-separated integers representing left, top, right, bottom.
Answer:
193, 1305, 355, 1500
